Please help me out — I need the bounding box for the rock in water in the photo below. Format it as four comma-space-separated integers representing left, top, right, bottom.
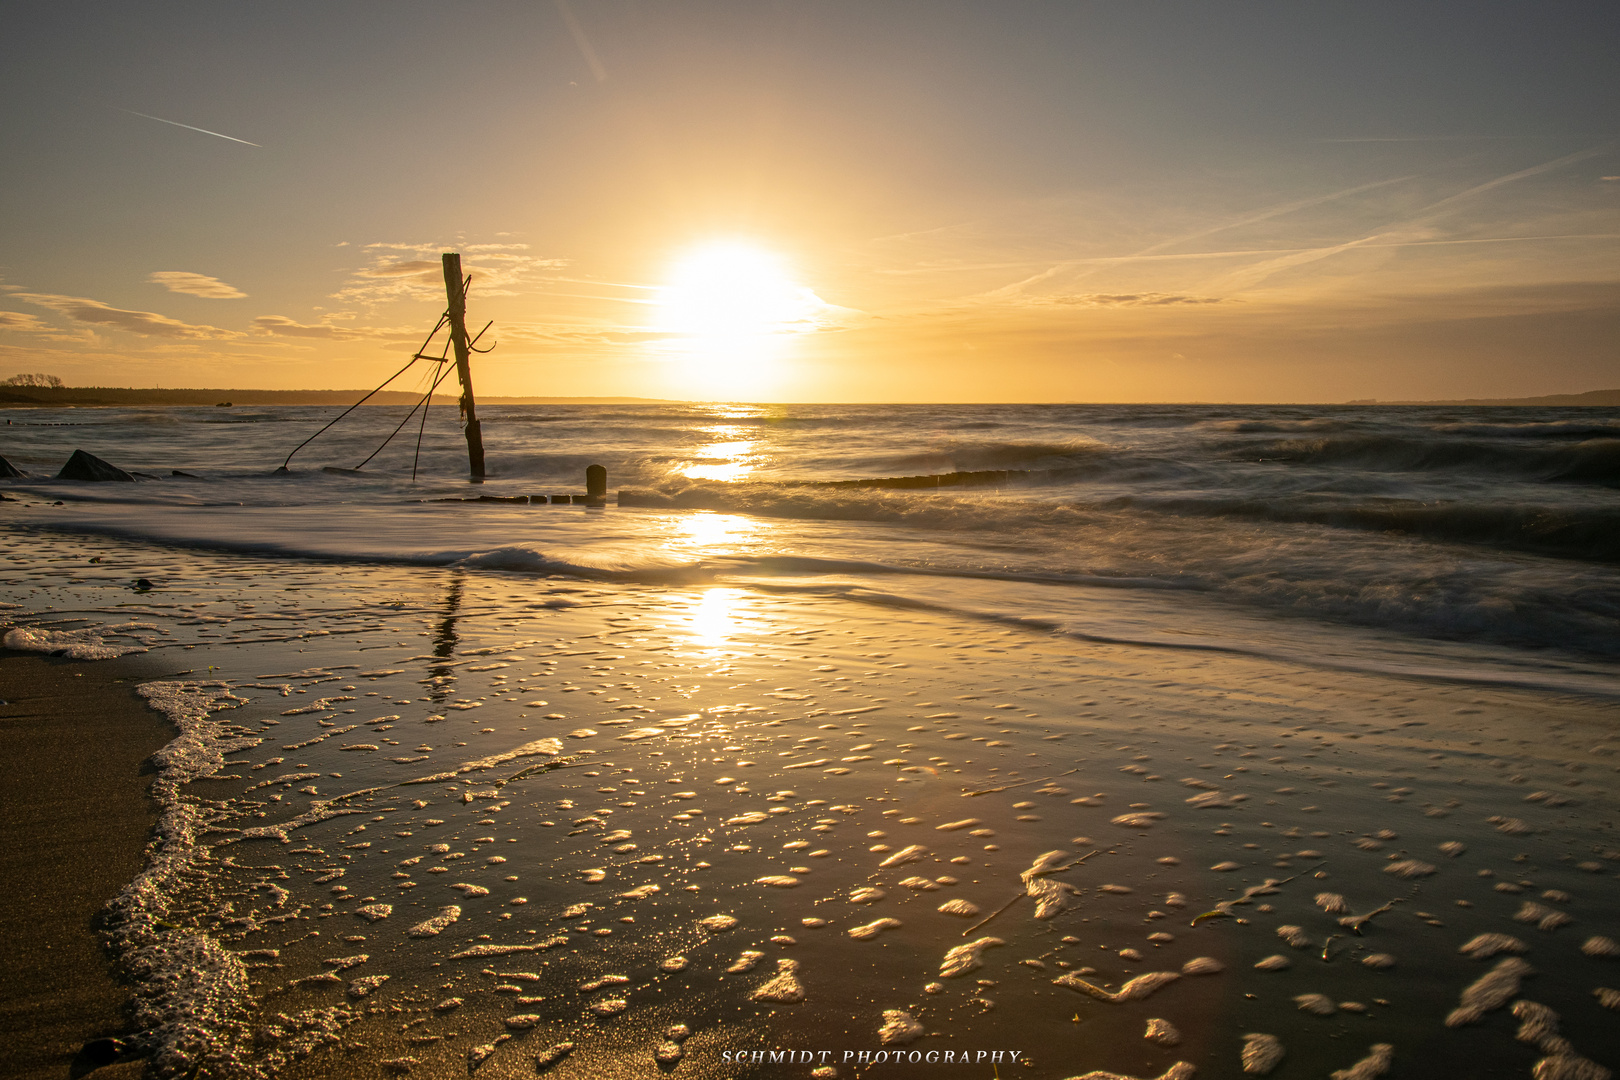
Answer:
56, 449, 134, 481
79, 1038, 126, 1067
0, 454, 24, 478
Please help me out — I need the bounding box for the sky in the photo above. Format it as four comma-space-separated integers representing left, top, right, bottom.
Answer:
1, 0, 1617, 403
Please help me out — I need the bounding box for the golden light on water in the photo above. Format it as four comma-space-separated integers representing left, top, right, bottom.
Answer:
680, 427, 758, 481
675, 511, 756, 550
686, 586, 745, 646
653, 240, 828, 397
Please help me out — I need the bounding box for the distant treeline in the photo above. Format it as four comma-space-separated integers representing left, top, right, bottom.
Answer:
0, 386, 671, 407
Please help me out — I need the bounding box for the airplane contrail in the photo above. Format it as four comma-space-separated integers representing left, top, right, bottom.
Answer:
119, 108, 261, 147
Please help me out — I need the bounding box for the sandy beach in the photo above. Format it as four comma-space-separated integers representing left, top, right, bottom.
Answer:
1, 521, 1616, 1079
0, 652, 176, 1080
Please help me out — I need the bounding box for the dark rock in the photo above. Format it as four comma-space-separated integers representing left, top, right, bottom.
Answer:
171, 470, 200, 478
133, 578, 154, 592
0, 454, 24, 477
56, 449, 134, 482
80, 1037, 127, 1067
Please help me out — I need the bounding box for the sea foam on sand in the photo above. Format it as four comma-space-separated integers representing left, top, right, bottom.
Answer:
1, 529, 1617, 1079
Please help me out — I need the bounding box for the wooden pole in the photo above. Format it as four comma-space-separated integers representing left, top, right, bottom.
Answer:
441, 252, 486, 481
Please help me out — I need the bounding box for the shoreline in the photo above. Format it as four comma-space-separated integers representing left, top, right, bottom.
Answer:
0, 651, 176, 1080
0, 526, 1616, 1078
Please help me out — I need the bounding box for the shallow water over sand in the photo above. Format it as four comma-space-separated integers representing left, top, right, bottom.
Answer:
2, 529, 1617, 1079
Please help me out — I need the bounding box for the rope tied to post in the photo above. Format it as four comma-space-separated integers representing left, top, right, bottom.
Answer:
276, 253, 493, 478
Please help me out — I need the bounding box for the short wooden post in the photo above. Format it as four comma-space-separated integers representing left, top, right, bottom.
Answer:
442, 253, 486, 481
586, 464, 607, 501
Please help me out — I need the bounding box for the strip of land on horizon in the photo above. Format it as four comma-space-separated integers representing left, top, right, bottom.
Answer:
2, 387, 1616, 408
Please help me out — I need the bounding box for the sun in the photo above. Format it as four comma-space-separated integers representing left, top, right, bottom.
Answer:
653, 240, 824, 395
660, 241, 812, 338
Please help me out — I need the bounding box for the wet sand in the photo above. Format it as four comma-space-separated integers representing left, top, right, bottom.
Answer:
1, 530, 1618, 1079
0, 651, 176, 1080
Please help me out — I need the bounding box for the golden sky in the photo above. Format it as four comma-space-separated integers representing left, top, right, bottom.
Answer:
2, 2, 1617, 401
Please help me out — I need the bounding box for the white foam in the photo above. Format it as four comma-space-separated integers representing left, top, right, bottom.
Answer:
2, 624, 147, 659
101, 682, 268, 1074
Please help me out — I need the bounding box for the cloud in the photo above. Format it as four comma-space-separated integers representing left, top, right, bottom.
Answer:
17, 293, 240, 339
148, 271, 247, 299
250, 314, 427, 345
331, 242, 566, 304
251, 315, 359, 340
1048, 293, 1230, 307
0, 311, 50, 332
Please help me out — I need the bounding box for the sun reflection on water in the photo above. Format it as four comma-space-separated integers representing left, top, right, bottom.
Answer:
668, 511, 757, 555
686, 587, 745, 647
678, 423, 763, 481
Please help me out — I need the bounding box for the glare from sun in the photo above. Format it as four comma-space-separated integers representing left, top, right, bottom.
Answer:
654, 241, 825, 396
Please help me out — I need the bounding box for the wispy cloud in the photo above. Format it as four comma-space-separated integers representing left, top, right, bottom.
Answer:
251, 314, 424, 344
118, 108, 260, 147
148, 271, 247, 299
0, 311, 51, 332
17, 293, 240, 339
1047, 293, 1230, 307
554, 0, 608, 82
1317, 135, 1529, 143
1211, 145, 1611, 293
977, 175, 1419, 304
251, 315, 358, 340
331, 243, 566, 305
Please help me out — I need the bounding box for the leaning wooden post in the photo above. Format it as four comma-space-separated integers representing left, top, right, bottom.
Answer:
441, 252, 486, 481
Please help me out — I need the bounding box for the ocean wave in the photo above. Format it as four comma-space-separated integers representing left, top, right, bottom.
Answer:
1231, 434, 1620, 486
1124, 494, 1620, 563
443, 544, 708, 582
1433, 419, 1620, 440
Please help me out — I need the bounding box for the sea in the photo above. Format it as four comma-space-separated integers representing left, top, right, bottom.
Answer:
2, 401, 1617, 694
2, 401, 1618, 1079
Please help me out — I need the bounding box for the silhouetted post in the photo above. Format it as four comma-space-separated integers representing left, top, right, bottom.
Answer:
442, 252, 486, 481
586, 464, 607, 502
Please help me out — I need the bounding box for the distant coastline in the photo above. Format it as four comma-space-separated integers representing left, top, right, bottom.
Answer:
1341, 388, 1620, 407
1, 386, 1615, 408
0, 387, 674, 407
